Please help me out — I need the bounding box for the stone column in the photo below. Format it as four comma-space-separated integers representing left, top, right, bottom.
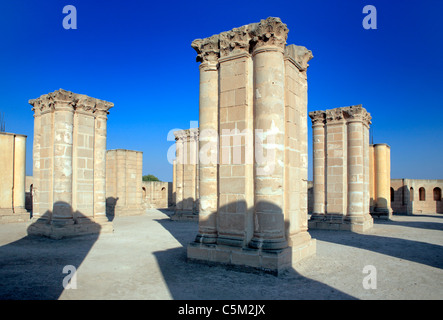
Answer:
309, 105, 373, 232
249, 17, 289, 250
28, 89, 114, 238
344, 106, 373, 230
172, 159, 176, 207
373, 143, 392, 218
173, 131, 185, 215
325, 108, 347, 222
188, 17, 316, 274
216, 25, 255, 248
192, 36, 219, 243
309, 111, 326, 220
51, 91, 75, 226
0, 132, 28, 223
93, 102, 109, 223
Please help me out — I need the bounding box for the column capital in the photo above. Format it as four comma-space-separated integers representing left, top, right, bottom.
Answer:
284, 44, 313, 71
309, 110, 326, 126
29, 89, 113, 117
192, 35, 220, 63
250, 17, 288, 53
343, 105, 372, 126
94, 100, 114, 119
29, 89, 75, 114
219, 24, 251, 58
325, 108, 346, 124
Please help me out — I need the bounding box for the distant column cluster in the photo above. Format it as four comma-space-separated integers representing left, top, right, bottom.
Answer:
308, 105, 374, 232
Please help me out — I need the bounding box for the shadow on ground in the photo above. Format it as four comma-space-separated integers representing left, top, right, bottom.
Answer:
310, 215, 443, 269
153, 214, 356, 300
0, 210, 101, 300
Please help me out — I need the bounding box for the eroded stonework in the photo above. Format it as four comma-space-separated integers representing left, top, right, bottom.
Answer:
28, 89, 113, 239
308, 105, 374, 232
187, 17, 316, 274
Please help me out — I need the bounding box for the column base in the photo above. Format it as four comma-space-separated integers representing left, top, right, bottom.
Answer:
0, 208, 31, 224
27, 216, 113, 240
371, 207, 393, 220
187, 238, 316, 276
170, 210, 199, 222
309, 213, 373, 232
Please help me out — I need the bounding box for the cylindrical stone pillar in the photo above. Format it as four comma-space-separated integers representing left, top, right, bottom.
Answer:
309, 111, 326, 220
13, 134, 27, 210
93, 105, 110, 222
250, 18, 288, 250
52, 101, 75, 225
347, 120, 365, 218
374, 144, 390, 214
174, 134, 184, 213
195, 58, 219, 244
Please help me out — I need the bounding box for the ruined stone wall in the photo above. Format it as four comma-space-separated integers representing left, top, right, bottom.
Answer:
391, 179, 443, 214
0, 132, 28, 223
142, 180, 170, 209
106, 149, 144, 217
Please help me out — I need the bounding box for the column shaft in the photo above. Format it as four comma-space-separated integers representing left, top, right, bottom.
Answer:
311, 121, 326, 218
52, 105, 74, 224
347, 121, 364, 217
250, 47, 287, 250
196, 61, 219, 243
93, 111, 108, 221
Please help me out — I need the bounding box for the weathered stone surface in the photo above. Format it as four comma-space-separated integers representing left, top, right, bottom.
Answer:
0, 132, 29, 224
28, 89, 113, 238
188, 17, 315, 274
308, 105, 373, 232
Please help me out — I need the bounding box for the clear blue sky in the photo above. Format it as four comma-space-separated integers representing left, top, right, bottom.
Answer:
0, 0, 441, 182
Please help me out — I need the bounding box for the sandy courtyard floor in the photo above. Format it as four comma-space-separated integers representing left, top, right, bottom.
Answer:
0, 209, 442, 300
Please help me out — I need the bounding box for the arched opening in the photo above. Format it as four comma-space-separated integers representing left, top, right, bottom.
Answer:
410, 187, 414, 201
419, 187, 426, 201
161, 187, 166, 191
390, 187, 394, 202
433, 187, 442, 201
142, 187, 146, 199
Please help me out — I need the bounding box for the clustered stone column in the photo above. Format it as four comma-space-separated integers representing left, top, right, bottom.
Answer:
28, 89, 114, 239
0, 132, 28, 223
172, 128, 200, 220
308, 105, 373, 232
106, 149, 144, 217
369, 143, 392, 219
187, 17, 316, 274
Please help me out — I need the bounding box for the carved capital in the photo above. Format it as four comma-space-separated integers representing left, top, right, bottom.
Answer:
94, 100, 114, 118
343, 105, 371, 126
309, 111, 326, 126
76, 95, 96, 115
219, 25, 251, 58
29, 89, 113, 118
250, 17, 289, 52
192, 35, 220, 63
325, 108, 345, 123
285, 44, 313, 71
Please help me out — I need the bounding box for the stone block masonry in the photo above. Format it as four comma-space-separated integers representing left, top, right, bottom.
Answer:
308, 105, 373, 232
106, 149, 144, 217
0, 132, 29, 223
27, 89, 114, 239
171, 128, 199, 221
187, 17, 316, 275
